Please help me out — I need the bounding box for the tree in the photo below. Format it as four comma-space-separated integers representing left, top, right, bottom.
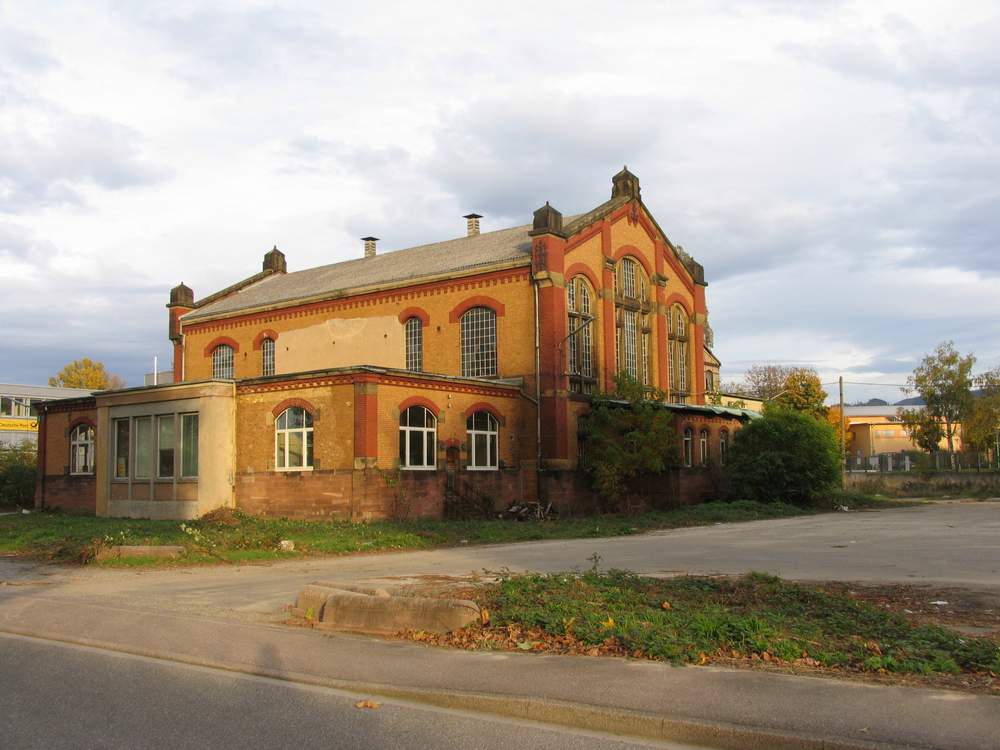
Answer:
49, 358, 125, 390
743, 364, 794, 401
902, 341, 975, 465
581, 374, 678, 511
772, 368, 828, 419
898, 407, 945, 454
963, 367, 1000, 453
825, 405, 854, 455
727, 407, 840, 505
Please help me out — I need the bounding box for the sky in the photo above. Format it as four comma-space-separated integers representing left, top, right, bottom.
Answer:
2, 0, 998, 404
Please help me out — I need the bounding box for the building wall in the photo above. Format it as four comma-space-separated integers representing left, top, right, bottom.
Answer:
35, 404, 98, 513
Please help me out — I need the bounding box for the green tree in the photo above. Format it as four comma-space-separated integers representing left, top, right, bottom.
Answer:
897, 407, 945, 454
727, 407, 840, 505
964, 367, 1000, 454
581, 374, 678, 511
902, 341, 975, 466
772, 368, 828, 419
49, 358, 125, 390
743, 364, 793, 400
0, 444, 36, 507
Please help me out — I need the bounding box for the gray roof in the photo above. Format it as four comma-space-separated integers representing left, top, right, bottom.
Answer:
0, 383, 95, 400
844, 405, 920, 417
185, 222, 546, 321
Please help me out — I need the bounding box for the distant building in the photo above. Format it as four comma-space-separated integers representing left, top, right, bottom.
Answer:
843, 404, 962, 468
1, 384, 94, 448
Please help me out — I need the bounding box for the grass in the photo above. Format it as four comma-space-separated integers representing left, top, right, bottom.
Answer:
417, 570, 1000, 679
0, 493, 900, 567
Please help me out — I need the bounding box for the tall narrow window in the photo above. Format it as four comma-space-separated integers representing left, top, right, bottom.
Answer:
275, 407, 314, 470
699, 429, 709, 466
213, 344, 234, 379
113, 418, 130, 479
466, 411, 499, 470
682, 427, 693, 467
567, 276, 596, 394
405, 317, 423, 372
69, 424, 95, 476
181, 413, 199, 478
669, 305, 690, 400
261, 338, 275, 377
399, 406, 436, 470
460, 306, 497, 377
614, 257, 651, 384
719, 429, 729, 466
157, 415, 175, 478
134, 416, 152, 479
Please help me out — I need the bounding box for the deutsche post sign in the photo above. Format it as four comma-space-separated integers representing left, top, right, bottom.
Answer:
0, 418, 38, 432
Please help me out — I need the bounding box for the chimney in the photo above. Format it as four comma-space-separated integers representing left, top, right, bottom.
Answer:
262, 245, 287, 274
463, 213, 482, 237
362, 236, 379, 258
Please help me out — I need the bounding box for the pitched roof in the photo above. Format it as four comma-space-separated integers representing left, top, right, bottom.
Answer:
184, 222, 542, 322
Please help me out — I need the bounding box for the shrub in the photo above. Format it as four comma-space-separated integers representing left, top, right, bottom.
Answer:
727, 407, 839, 505
0, 444, 37, 507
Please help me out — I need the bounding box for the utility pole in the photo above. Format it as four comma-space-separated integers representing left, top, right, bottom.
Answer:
839, 375, 846, 488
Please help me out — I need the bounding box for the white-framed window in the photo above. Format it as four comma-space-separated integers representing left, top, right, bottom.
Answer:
157, 415, 175, 479
719, 429, 729, 466
614, 257, 651, 384
111, 412, 199, 480
69, 424, 95, 475
181, 414, 199, 478
213, 344, 234, 379
405, 317, 423, 372
261, 338, 275, 377
399, 405, 436, 470
113, 418, 130, 479
275, 407, 313, 471
460, 306, 497, 377
682, 427, 693, 468
567, 276, 596, 395
669, 305, 689, 398
134, 416, 152, 479
466, 411, 499, 470
699, 429, 709, 466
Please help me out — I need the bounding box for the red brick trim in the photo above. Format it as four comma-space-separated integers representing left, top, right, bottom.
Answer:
612, 245, 654, 278
448, 295, 506, 323
564, 263, 601, 291
398, 307, 430, 327
67, 417, 96, 434
563, 223, 604, 253
271, 398, 317, 418
398, 396, 440, 417
664, 293, 693, 316
463, 402, 505, 422
203, 336, 240, 358
252, 329, 279, 350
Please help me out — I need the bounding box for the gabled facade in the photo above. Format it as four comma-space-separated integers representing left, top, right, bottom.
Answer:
36, 169, 754, 519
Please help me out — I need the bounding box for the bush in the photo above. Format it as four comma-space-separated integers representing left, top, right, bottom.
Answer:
727, 407, 839, 505
0, 444, 37, 507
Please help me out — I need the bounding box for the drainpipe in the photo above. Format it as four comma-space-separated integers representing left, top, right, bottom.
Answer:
533, 279, 542, 494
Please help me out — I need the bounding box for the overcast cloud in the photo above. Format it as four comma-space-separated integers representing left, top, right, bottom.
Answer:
2, 0, 998, 403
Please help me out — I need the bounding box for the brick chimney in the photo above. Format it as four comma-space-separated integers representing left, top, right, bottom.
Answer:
362, 236, 379, 258
611, 165, 641, 200
262, 245, 287, 274
166, 282, 195, 383
463, 213, 482, 236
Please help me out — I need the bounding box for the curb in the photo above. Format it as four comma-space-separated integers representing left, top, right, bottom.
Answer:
0, 625, 901, 750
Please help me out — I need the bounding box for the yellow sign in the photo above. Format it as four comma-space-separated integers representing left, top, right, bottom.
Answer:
0, 418, 38, 432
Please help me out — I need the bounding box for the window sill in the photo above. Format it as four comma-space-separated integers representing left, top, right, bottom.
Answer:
69, 472, 95, 477
465, 466, 498, 472
400, 466, 437, 471
274, 466, 314, 473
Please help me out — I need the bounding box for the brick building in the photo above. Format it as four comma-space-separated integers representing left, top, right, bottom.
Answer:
36, 169, 755, 519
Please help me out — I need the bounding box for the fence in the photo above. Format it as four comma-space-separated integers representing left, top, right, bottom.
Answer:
848, 450, 1000, 474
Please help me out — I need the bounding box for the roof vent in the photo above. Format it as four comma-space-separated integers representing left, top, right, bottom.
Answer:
463, 213, 482, 237
362, 236, 379, 258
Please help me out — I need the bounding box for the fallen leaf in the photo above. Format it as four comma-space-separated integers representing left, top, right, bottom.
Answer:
480, 608, 490, 625
601, 617, 615, 629
698, 652, 709, 665
661, 601, 672, 610
355, 699, 381, 710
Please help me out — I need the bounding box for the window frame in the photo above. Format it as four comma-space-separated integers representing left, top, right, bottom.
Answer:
405, 316, 423, 372
212, 344, 235, 379
460, 306, 498, 378
261, 338, 275, 377
69, 423, 95, 476
466, 411, 499, 471
156, 415, 176, 479
399, 406, 437, 471
682, 427, 693, 468
719, 429, 729, 466
699, 428, 709, 466
274, 406, 314, 472
567, 276, 597, 395
181, 413, 199, 479
113, 418, 130, 479
614, 257, 651, 384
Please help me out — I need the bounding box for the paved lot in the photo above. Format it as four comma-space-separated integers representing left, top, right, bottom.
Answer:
1, 501, 998, 622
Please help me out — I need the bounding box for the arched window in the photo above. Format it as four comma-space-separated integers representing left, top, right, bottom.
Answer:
212, 344, 234, 379
405, 316, 423, 372
70, 423, 95, 475
699, 429, 709, 466
669, 305, 690, 401
261, 338, 275, 377
399, 406, 436, 470
614, 257, 651, 385
460, 306, 497, 377
466, 411, 499, 470
682, 427, 693, 467
567, 276, 596, 394
719, 429, 729, 466
275, 406, 313, 470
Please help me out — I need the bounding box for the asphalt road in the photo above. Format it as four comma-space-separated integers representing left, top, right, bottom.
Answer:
1, 501, 998, 623
0, 634, 693, 750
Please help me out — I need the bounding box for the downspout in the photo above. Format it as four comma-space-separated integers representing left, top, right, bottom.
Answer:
35, 409, 46, 509
533, 279, 542, 493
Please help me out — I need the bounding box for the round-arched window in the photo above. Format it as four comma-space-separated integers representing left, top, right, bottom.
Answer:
212, 344, 234, 379
399, 406, 437, 469
275, 406, 313, 470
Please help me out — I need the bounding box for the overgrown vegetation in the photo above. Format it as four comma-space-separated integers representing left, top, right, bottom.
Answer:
414, 570, 1000, 679
0, 445, 36, 508
0, 497, 899, 566
727, 407, 840, 504
580, 374, 677, 511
